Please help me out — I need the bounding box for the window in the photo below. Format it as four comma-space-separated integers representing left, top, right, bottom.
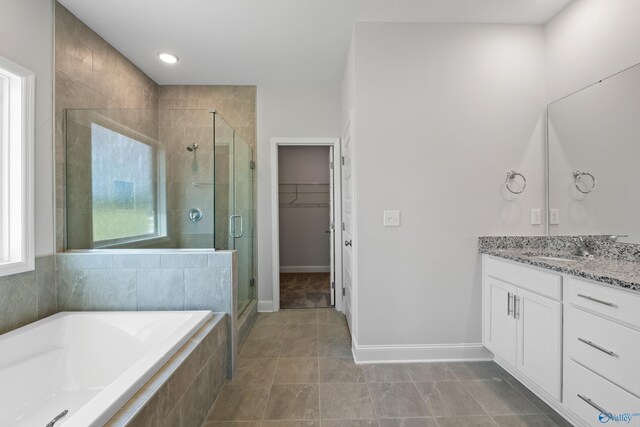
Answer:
0, 56, 34, 277
90, 123, 167, 247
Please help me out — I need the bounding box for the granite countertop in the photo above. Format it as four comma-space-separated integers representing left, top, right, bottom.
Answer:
479, 236, 640, 293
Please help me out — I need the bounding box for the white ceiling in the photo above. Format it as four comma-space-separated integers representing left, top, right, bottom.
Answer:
58, 0, 572, 86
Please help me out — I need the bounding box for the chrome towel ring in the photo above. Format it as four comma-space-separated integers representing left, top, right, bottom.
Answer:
505, 170, 526, 194
573, 170, 596, 194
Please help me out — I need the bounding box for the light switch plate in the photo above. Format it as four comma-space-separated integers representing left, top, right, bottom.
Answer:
383, 210, 400, 227
549, 209, 560, 225
530, 209, 542, 225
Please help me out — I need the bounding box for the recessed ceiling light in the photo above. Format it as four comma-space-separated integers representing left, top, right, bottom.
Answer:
158, 52, 179, 64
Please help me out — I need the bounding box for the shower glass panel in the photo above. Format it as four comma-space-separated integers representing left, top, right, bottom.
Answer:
213, 114, 255, 315
65, 108, 256, 314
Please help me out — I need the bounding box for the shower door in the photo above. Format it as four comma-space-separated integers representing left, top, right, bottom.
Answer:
231, 134, 255, 315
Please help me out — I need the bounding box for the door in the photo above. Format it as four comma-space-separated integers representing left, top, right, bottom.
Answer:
329, 146, 335, 306
341, 120, 354, 331
517, 288, 562, 400
485, 277, 517, 366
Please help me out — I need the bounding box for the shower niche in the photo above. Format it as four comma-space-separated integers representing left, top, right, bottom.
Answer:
64, 108, 256, 313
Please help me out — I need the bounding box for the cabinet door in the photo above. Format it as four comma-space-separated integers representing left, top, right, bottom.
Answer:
517, 288, 562, 400
485, 277, 517, 366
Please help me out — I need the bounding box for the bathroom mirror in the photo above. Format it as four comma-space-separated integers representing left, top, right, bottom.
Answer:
547, 62, 640, 244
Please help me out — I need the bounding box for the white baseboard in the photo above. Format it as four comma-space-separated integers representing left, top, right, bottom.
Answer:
280, 265, 330, 273
352, 337, 493, 363
258, 300, 274, 312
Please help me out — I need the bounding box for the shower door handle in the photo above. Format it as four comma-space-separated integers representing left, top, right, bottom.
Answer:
229, 215, 243, 238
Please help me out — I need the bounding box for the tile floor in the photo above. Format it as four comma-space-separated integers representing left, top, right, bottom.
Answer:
202, 309, 573, 427
280, 273, 332, 309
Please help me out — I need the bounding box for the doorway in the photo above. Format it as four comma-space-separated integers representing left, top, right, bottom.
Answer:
270, 138, 342, 312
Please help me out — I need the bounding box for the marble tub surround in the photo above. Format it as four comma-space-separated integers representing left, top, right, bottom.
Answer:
56, 250, 239, 376
479, 236, 640, 292
0, 256, 56, 334
106, 314, 228, 427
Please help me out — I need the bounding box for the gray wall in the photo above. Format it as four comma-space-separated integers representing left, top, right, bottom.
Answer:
347, 23, 547, 348
0, 257, 56, 334
278, 146, 331, 270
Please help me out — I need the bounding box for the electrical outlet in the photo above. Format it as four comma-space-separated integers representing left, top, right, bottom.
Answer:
549, 209, 560, 225
383, 210, 400, 227
531, 209, 542, 225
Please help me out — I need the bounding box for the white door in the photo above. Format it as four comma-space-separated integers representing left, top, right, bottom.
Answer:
517, 288, 562, 400
329, 146, 335, 306
485, 277, 517, 366
341, 121, 354, 331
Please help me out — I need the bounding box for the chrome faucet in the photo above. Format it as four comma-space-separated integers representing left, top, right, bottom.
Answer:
576, 236, 593, 259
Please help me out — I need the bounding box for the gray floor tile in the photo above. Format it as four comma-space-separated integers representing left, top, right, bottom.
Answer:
415, 381, 485, 416
319, 337, 352, 357
255, 311, 290, 325
363, 364, 412, 383
436, 416, 499, 427
229, 358, 278, 385
239, 337, 283, 359
368, 382, 431, 418
318, 322, 350, 338
274, 357, 319, 383
504, 378, 555, 414
263, 384, 320, 420
281, 336, 319, 357
544, 412, 574, 427
447, 362, 513, 381
208, 384, 270, 421
492, 414, 560, 427
377, 418, 438, 427
461, 380, 543, 416
322, 420, 379, 427
317, 309, 348, 325
405, 363, 456, 382
249, 323, 286, 339
261, 422, 320, 427
320, 383, 377, 419
203, 422, 261, 427
284, 323, 318, 339
320, 357, 366, 383
287, 309, 319, 324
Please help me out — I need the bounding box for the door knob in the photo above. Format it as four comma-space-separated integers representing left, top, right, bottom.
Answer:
345, 240, 352, 247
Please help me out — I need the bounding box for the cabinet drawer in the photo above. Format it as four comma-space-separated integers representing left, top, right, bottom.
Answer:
564, 360, 640, 427
566, 306, 640, 397
567, 278, 640, 328
484, 256, 562, 300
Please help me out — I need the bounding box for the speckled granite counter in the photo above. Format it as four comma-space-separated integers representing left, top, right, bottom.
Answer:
479, 236, 640, 293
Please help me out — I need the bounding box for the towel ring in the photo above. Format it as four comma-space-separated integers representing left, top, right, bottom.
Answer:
505, 170, 526, 194
573, 170, 596, 194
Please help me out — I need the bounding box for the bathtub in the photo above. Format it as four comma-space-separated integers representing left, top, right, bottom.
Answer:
0, 310, 213, 427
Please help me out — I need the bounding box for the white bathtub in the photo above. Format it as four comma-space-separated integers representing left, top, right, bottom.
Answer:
0, 311, 213, 427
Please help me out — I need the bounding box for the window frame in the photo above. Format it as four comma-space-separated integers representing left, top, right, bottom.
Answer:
0, 56, 35, 277
87, 115, 168, 249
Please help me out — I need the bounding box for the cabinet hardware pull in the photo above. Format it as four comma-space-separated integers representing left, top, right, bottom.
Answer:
578, 338, 616, 356
577, 394, 612, 417
577, 294, 615, 307
507, 292, 513, 316
514, 295, 520, 319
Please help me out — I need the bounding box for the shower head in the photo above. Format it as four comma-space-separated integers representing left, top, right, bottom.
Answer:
186, 143, 198, 152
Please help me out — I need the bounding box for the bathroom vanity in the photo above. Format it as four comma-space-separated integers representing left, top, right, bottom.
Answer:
480, 237, 640, 427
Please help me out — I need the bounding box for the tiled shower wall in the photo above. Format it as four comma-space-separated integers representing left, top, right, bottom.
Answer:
55, 2, 257, 251
0, 256, 56, 334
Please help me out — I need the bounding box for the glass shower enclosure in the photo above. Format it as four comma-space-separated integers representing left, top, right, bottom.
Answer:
65, 108, 256, 315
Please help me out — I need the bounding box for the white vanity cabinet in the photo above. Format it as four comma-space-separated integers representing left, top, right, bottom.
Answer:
482, 254, 640, 427
564, 278, 640, 426
483, 256, 563, 400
